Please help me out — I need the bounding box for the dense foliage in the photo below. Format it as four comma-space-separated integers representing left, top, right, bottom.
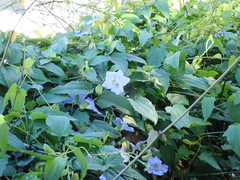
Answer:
0, 0, 240, 179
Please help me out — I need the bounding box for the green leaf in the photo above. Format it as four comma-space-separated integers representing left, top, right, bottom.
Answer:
0, 154, 10, 176
0, 34, 4, 54
110, 52, 128, 71
175, 145, 194, 164
49, 81, 93, 95
68, 146, 87, 180
146, 46, 168, 66
89, 55, 111, 66
223, 124, 240, 157
126, 53, 146, 64
201, 97, 215, 121
36, 94, 69, 104
73, 135, 102, 146
214, 38, 224, 55
128, 97, 158, 125
198, 151, 221, 170
0, 115, 9, 157
84, 67, 97, 82
23, 58, 35, 75
227, 103, 240, 123
166, 93, 189, 105
180, 74, 209, 90
154, 0, 170, 19
165, 104, 189, 130
8, 132, 26, 150
86, 120, 120, 139
98, 91, 134, 115
165, 51, 181, 69
234, 91, 240, 105
2, 83, 27, 111
138, 31, 152, 47
116, 22, 135, 41
41, 63, 65, 77
46, 115, 73, 137
6, 43, 23, 64
121, 13, 142, 23
44, 156, 67, 180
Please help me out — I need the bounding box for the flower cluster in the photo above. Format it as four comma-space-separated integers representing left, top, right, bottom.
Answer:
102, 70, 130, 95
214, 31, 226, 37
145, 156, 168, 176
113, 117, 134, 132
64, 94, 102, 115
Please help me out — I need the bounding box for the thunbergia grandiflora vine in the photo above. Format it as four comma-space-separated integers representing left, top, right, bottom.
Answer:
64, 94, 102, 114
102, 70, 130, 95
145, 156, 168, 176
113, 117, 134, 132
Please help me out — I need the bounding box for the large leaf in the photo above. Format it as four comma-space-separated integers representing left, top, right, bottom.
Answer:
201, 97, 215, 121
0, 115, 9, 157
89, 55, 111, 66
8, 132, 26, 150
138, 31, 152, 47
68, 145, 87, 180
198, 151, 221, 170
165, 104, 190, 130
0, 154, 9, 176
154, 0, 170, 19
2, 83, 27, 111
126, 53, 146, 64
146, 46, 168, 66
166, 93, 189, 105
0, 34, 4, 54
175, 145, 194, 164
46, 115, 74, 137
223, 124, 240, 157
49, 81, 93, 95
41, 62, 65, 77
85, 120, 120, 139
116, 22, 135, 41
165, 51, 181, 69
110, 52, 128, 72
128, 97, 158, 125
121, 13, 142, 23
44, 156, 67, 180
98, 91, 134, 115
180, 74, 209, 90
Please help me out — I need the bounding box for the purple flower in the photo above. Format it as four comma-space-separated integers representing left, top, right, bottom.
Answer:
131, 140, 147, 151
113, 117, 134, 132
119, 147, 129, 163
64, 94, 102, 115
75, 30, 92, 37
145, 156, 168, 176
102, 70, 130, 95
214, 31, 226, 37
99, 174, 106, 180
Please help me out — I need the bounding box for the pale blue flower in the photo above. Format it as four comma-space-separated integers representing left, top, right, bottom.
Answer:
214, 31, 226, 37
75, 30, 92, 37
119, 147, 129, 163
113, 117, 134, 132
64, 94, 102, 115
102, 70, 130, 95
131, 140, 147, 151
145, 156, 168, 176
99, 174, 106, 180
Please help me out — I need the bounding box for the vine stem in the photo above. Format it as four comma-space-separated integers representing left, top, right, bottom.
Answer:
113, 56, 240, 180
